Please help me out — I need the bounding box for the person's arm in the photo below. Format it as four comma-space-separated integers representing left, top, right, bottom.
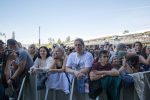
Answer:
89, 70, 102, 81
96, 69, 119, 76
65, 64, 83, 78
66, 66, 83, 79
29, 58, 39, 74
49, 68, 64, 72
90, 68, 119, 81
11, 60, 26, 80
7, 59, 26, 85
30, 58, 38, 69
139, 55, 149, 65
119, 56, 133, 74
128, 50, 150, 65
49, 60, 57, 70
78, 67, 91, 76
10, 51, 28, 80
36, 57, 54, 72
50, 56, 67, 72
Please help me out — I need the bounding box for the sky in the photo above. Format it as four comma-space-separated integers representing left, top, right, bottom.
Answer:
0, 0, 150, 44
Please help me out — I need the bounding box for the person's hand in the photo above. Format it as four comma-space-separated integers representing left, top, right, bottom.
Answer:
77, 72, 85, 79
73, 70, 84, 79
90, 71, 97, 77
34, 68, 44, 73
90, 71, 104, 80
130, 48, 136, 53
7, 79, 13, 86
92, 70, 104, 75
73, 70, 80, 77
29, 67, 38, 74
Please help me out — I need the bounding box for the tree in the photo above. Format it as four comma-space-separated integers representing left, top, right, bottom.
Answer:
123, 30, 129, 34
48, 38, 55, 45
65, 36, 71, 43
57, 38, 62, 44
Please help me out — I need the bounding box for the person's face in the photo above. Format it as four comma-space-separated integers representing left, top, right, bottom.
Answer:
39, 48, 47, 58
99, 54, 109, 65
134, 43, 142, 52
104, 43, 110, 50
146, 46, 150, 55
74, 41, 84, 53
99, 45, 104, 51
28, 46, 36, 54
53, 48, 63, 59
112, 56, 119, 65
7, 44, 13, 50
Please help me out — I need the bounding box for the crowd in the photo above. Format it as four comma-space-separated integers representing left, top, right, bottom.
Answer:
0, 38, 150, 100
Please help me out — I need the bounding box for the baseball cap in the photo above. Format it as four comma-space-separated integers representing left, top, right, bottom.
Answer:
7, 39, 17, 45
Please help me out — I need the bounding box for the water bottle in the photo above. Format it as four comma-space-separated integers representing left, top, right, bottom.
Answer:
77, 77, 85, 93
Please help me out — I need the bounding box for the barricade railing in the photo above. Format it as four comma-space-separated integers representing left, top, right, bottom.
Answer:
21, 71, 150, 100
22, 71, 73, 100
17, 76, 27, 100
44, 72, 73, 100
96, 71, 150, 100
69, 78, 75, 100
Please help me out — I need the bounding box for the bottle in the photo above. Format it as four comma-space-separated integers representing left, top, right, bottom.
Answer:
77, 77, 85, 93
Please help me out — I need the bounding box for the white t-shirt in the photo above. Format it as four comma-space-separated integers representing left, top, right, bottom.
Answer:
66, 51, 94, 70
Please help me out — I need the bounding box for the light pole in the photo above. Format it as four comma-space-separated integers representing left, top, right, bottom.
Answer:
4, 33, 6, 43
39, 26, 41, 47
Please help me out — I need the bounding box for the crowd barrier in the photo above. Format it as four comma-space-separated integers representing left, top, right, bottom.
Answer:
19, 71, 150, 100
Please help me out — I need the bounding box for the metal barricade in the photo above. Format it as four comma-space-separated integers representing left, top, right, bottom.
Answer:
96, 71, 150, 100
17, 76, 27, 100
44, 72, 73, 100
69, 78, 75, 100
21, 71, 150, 100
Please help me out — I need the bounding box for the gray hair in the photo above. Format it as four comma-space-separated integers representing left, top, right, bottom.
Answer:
55, 46, 65, 54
